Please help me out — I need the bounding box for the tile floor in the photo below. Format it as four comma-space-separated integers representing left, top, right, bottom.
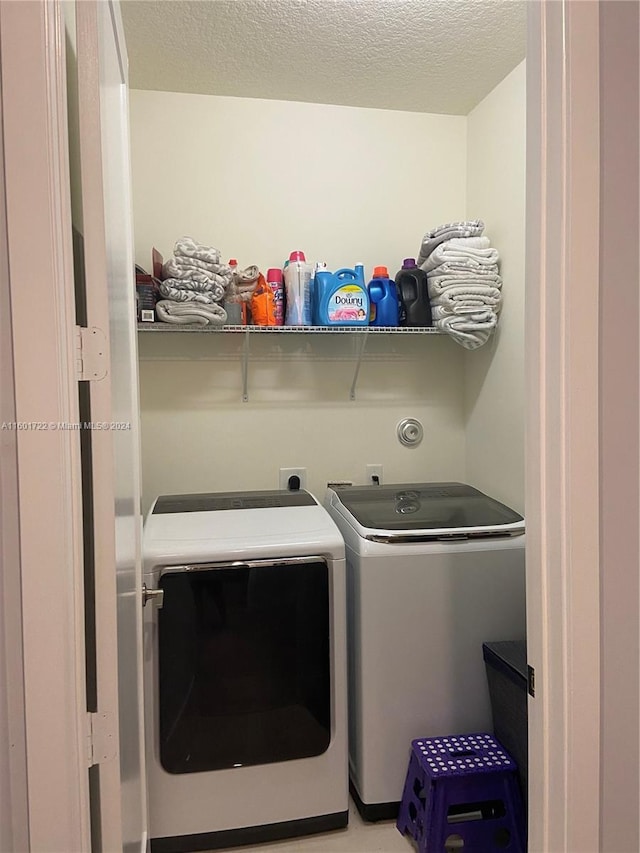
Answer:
215, 799, 414, 852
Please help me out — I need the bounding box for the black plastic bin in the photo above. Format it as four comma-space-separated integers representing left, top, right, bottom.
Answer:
483, 640, 528, 803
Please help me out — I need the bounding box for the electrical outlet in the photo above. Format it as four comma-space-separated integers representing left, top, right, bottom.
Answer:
279, 467, 307, 491
366, 464, 383, 485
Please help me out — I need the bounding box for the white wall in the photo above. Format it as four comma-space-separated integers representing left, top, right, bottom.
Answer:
130, 91, 467, 275
130, 92, 469, 510
138, 332, 465, 509
465, 62, 526, 513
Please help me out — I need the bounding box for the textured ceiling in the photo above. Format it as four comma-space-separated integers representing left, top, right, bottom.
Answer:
121, 0, 526, 116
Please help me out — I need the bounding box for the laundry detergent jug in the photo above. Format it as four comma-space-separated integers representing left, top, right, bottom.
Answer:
284, 251, 313, 326
368, 266, 399, 327
395, 258, 432, 327
315, 264, 369, 326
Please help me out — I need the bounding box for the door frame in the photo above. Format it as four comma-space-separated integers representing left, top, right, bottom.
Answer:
525, 1, 602, 850
0, 1, 92, 850
0, 26, 30, 852
0, 0, 608, 850
0, 0, 124, 849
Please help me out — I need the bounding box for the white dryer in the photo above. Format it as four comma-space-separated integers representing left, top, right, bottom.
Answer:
324, 482, 526, 821
143, 490, 348, 852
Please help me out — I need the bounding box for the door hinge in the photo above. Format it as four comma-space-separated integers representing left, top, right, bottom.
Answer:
75, 326, 107, 381
87, 711, 117, 767
527, 664, 536, 698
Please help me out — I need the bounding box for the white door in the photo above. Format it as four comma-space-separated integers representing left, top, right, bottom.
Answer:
74, 1, 148, 849
0, 0, 144, 847
2, 0, 147, 848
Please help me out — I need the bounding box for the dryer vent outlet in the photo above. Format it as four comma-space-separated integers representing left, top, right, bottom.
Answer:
279, 467, 307, 491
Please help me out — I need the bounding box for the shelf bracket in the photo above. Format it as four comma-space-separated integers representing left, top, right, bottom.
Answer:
349, 330, 369, 401
241, 327, 250, 402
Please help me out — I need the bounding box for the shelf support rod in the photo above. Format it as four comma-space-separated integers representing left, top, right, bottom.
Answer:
242, 327, 250, 402
349, 330, 369, 401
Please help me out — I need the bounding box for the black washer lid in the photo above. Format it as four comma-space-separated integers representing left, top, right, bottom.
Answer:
333, 482, 523, 531
153, 489, 316, 514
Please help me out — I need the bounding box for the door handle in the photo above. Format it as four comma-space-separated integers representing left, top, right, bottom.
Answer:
142, 583, 164, 609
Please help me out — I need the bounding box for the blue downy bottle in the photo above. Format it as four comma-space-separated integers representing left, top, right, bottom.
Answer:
315, 264, 369, 326
368, 265, 399, 327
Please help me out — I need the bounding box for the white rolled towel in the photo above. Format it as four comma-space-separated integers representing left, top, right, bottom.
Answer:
431, 285, 502, 312
173, 236, 222, 265
428, 274, 502, 298
432, 305, 498, 322
162, 258, 232, 290
435, 313, 497, 350
422, 237, 499, 273
417, 220, 485, 265
155, 299, 227, 326
165, 254, 233, 277
159, 278, 226, 303
423, 259, 499, 278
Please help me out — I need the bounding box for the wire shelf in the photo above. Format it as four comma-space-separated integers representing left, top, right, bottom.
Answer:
137, 322, 447, 401
137, 323, 442, 334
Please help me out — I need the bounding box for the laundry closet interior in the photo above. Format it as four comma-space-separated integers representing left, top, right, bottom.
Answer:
121, 0, 527, 849
127, 3, 526, 515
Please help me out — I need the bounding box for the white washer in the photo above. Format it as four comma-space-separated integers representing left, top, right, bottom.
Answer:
324, 482, 526, 821
143, 490, 348, 852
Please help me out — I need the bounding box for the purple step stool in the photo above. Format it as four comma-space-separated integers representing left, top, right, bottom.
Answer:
396, 733, 526, 853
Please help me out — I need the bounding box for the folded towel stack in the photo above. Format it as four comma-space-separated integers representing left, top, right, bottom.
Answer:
156, 237, 234, 326
417, 222, 502, 350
